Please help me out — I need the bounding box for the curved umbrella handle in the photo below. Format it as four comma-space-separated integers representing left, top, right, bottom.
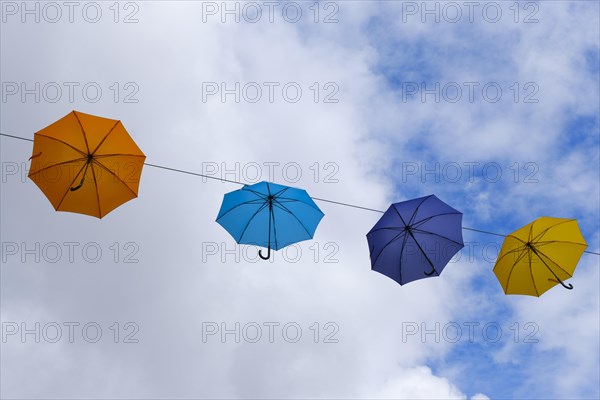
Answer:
405, 228, 438, 277
530, 245, 574, 291
259, 246, 271, 260
70, 158, 92, 191
549, 278, 573, 290
70, 178, 85, 191
562, 282, 574, 290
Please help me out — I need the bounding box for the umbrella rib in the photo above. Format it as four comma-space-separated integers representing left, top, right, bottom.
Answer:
368, 227, 406, 234
530, 219, 575, 243
55, 162, 88, 210
496, 229, 531, 255
272, 195, 324, 213
503, 244, 529, 256
412, 212, 462, 228
392, 204, 409, 227
72, 111, 91, 154
533, 247, 574, 277
531, 227, 549, 243
504, 249, 530, 292
260, 185, 290, 199
34, 134, 87, 157
273, 197, 323, 220
272, 200, 314, 238
528, 247, 540, 296
494, 244, 528, 265
238, 202, 269, 243
535, 240, 587, 246
530, 247, 574, 287
91, 120, 121, 155
509, 235, 528, 246
371, 231, 407, 267
495, 237, 530, 259
91, 153, 146, 159
407, 195, 433, 226
407, 229, 438, 276
246, 182, 273, 248
273, 187, 290, 197
411, 228, 464, 247
28, 157, 87, 177
507, 233, 562, 253
216, 199, 265, 220
92, 161, 138, 198
266, 181, 272, 198
243, 187, 269, 200
90, 163, 102, 217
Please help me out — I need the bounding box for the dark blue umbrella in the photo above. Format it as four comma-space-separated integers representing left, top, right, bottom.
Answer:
366, 195, 464, 285
216, 181, 324, 260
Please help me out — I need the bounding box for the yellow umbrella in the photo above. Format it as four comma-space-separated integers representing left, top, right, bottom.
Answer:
493, 217, 587, 296
28, 111, 145, 218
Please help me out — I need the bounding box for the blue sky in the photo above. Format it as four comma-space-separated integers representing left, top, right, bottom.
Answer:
1, 1, 599, 399
355, 1, 600, 397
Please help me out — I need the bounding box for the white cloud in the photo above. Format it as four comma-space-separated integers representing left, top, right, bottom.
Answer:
367, 365, 467, 399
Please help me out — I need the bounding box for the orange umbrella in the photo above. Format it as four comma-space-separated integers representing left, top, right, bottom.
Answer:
28, 111, 145, 218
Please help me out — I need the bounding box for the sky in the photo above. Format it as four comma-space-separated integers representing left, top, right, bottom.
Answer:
1, 1, 599, 399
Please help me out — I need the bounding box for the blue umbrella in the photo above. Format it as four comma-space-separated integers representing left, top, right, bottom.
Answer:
366, 195, 464, 285
216, 181, 324, 260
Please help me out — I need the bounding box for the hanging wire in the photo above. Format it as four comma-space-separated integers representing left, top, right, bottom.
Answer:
310, 197, 385, 214
144, 162, 245, 185
1, 133, 33, 142
2, 132, 599, 256
462, 227, 506, 237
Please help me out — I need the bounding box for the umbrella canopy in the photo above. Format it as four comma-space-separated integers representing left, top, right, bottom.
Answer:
216, 181, 324, 260
367, 195, 464, 285
493, 217, 587, 296
28, 110, 145, 218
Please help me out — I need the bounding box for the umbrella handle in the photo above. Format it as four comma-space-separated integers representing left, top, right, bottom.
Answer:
530, 245, 574, 291
70, 178, 85, 192
405, 228, 438, 276
549, 278, 573, 290
259, 246, 271, 260
70, 158, 92, 191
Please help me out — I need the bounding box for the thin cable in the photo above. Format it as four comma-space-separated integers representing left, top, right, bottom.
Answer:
1, 133, 33, 142
462, 227, 599, 255
2, 132, 599, 256
144, 162, 244, 185
311, 197, 385, 214
0, 133, 244, 185
462, 227, 506, 237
